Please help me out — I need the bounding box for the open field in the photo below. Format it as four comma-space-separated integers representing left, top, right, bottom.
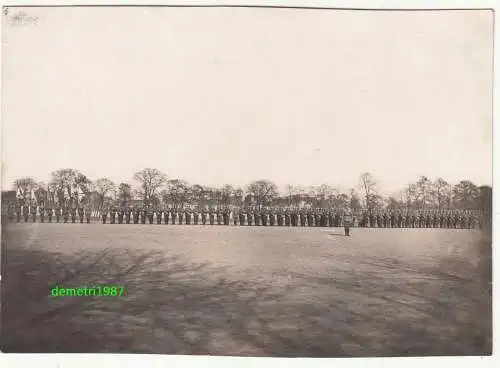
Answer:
0, 224, 492, 356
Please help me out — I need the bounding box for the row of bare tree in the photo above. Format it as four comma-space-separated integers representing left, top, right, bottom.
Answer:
9, 169, 490, 213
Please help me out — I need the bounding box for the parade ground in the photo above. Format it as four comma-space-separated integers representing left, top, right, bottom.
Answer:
1, 224, 492, 356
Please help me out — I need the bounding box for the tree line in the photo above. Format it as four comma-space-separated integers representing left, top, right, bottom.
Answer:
8, 168, 491, 213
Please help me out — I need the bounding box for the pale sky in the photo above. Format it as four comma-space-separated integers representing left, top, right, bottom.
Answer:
1, 7, 493, 195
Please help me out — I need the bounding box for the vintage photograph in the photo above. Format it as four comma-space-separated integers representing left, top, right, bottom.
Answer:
0, 6, 493, 356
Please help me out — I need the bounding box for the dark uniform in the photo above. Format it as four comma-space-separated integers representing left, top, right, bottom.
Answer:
110, 208, 116, 224
171, 210, 178, 225
269, 211, 275, 226
284, 211, 291, 227
86, 208, 92, 224
239, 211, 245, 226
102, 209, 108, 224
47, 206, 54, 223
300, 212, 307, 227
223, 210, 229, 226
125, 208, 131, 224
63, 208, 69, 223
23, 205, 29, 222
30, 205, 37, 222
148, 209, 154, 224
202, 210, 208, 225
133, 209, 139, 224
261, 212, 267, 226
78, 207, 84, 223
194, 210, 200, 225
252, 211, 258, 226
208, 210, 214, 225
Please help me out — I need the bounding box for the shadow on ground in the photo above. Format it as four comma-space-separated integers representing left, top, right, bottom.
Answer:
0, 226, 492, 356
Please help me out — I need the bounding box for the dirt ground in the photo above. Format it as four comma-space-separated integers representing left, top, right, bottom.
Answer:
0, 224, 492, 356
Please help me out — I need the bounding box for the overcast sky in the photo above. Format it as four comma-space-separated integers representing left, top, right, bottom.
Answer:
1, 7, 493, 195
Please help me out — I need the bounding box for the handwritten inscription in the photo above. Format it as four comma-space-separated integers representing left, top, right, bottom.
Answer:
3, 7, 39, 27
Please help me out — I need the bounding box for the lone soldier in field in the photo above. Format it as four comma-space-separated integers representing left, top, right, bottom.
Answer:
343, 210, 353, 236
78, 206, 84, 223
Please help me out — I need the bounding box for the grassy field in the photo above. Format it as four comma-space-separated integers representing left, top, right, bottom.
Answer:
0, 224, 492, 356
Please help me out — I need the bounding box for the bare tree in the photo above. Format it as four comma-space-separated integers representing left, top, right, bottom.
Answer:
453, 180, 479, 210
246, 180, 278, 210
117, 183, 133, 207
49, 169, 88, 208
33, 183, 48, 206
402, 183, 418, 211
431, 178, 450, 211
163, 179, 190, 209
358, 172, 379, 213
94, 178, 116, 211
415, 176, 431, 210
133, 168, 168, 208
13, 177, 38, 204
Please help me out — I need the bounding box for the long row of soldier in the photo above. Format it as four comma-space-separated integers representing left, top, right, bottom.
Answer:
7, 207, 481, 229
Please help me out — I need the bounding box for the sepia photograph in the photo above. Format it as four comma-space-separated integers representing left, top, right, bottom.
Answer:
0, 4, 494, 358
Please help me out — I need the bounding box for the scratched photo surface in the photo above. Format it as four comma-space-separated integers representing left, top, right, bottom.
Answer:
0, 7, 493, 356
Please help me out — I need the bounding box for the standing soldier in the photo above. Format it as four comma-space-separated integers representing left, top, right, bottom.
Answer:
368, 212, 374, 228
171, 209, 177, 225
268, 210, 275, 226
299, 210, 306, 227
63, 207, 69, 223
109, 207, 116, 224
71, 207, 77, 223
253, 209, 259, 226
133, 208, 139, 224
78, 206, 84, 223
239, 210, 245, 226
139, 208, 145, 224
102, 208, 108, 224
47, 205, 54, 223
156, 209, 162, 225
148, 208, 154, 224
202, 209, 208, 225
30, 203, 37, 223
185, 209, 191, 225
381, 212, 387, 228
55, 206, 61, 223
117, 208, 123, 224
284, 210, 291, 227
343, 210, 353, 236
208, 208, 214, 225
39, 204, 45, 223
306, 210, 313, 227
223, 209, 229, 226
86, 207, 92, 224
125, 207, 131, 224
192, 209, 198, 225
177, 209, 184, 225
16, 203, 21, 223
261, 210, 267, 227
